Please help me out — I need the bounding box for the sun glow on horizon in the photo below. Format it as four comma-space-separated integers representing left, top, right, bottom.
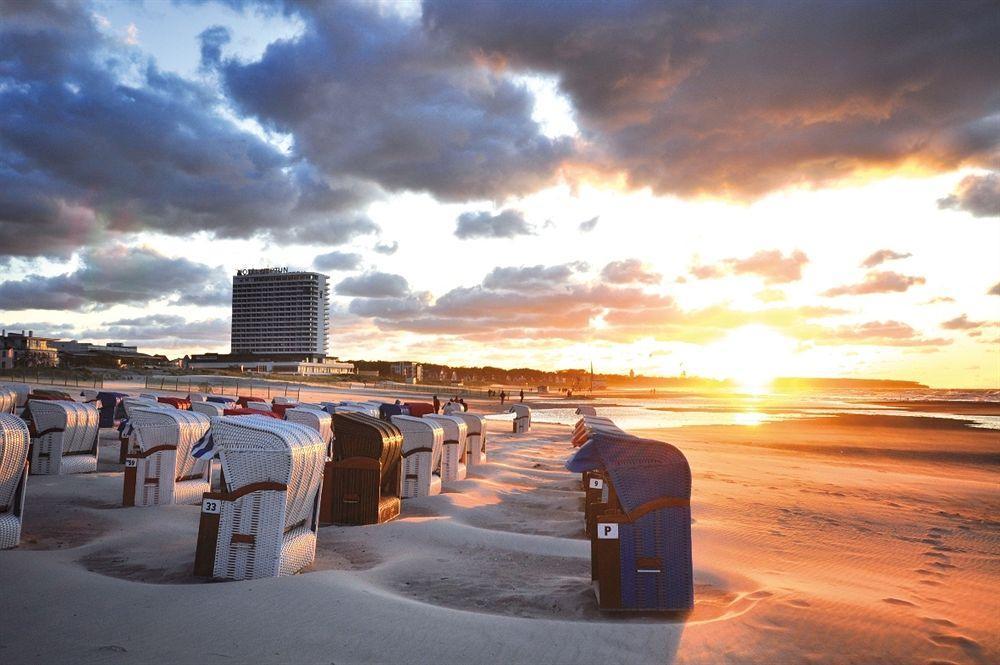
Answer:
703, 325, 797, 394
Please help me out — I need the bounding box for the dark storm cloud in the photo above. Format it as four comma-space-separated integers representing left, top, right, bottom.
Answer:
454, 209, 534, 239
313, 251, 362, 272
937, 172, 1000, 218
221, 2, 571, 203
335, 272, 411, 298
0, 245, 231, 310
198, 25, 231, 69
424, 0, 1000, 198
0, 1, 376, 260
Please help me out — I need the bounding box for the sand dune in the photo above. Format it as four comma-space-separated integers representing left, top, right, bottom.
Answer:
1, 392, 997, 664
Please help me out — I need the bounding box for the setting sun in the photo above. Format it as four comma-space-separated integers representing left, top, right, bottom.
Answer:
706, 325, 797, 394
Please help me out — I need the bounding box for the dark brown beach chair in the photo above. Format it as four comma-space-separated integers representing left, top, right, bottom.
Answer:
321, 413, 402, 525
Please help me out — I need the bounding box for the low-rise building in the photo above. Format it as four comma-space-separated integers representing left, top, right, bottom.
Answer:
184, 353, 354, 376
0, 330, 59, 368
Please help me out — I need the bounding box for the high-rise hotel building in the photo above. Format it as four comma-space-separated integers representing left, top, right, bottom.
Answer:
231, 268, 329, 356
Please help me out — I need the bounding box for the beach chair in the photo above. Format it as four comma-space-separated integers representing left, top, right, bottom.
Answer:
509, 404, 531, 433
0, 413, 30, 549
244, 400, 272, 414
273, 396, 297, 406
423, 414, 468, 482
403, 402, 435, 417
187, 392, 208, 403
122, 408, 212, 507
206, 395, 234, 405
193, 417, 326, 580
390, 415, 443, 498
80, 389, 101, 405
566, 432, 693, 611
224, 407, 281, 419
118, 397, 165, 463
0, 383, 30, 415
191, 401, 226, 417
378, 403, 404, 420
284, 407, 332, 446
25, 399, 99, 475
452, 412, 487, 466
0, 388, 17, 415
323, 413, 402, 525
157, 396, 191, 410
575, 406, 597, 416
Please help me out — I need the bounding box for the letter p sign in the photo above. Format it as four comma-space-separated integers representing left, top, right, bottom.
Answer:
597, 523, 619, 539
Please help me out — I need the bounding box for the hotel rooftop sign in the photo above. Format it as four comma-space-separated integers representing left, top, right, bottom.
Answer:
236, 267, 289, 276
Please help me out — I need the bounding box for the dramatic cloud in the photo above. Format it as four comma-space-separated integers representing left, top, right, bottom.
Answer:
691, 250, 808, 283
198, 25, 230, 69
823, 271, 926, 296
579, 216, 599, 232
861, 249, 912, 268
941, 314, 988, 330
335, 271, 410, 298
426, 1, 999, 198
374, 241, 399, 255
817, 320, 951, 347
0, 245, 230, 311
0, 1, 319, 258
600, 259, 661, 285
313, 251, 362, 272
937, 172, 1000, 217
482, 263, 584, 291
454, 209, 534, 239
81, 315, 231, 345
221, 2, 570, 203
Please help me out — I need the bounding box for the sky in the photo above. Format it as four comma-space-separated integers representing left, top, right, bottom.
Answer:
1, 0, 998, 389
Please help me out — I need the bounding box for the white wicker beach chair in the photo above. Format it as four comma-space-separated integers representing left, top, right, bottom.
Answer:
284, 407, 332, 445
187, 392, 208, 403
191, 401, 227, 417
123, 408, 212, 507
273, 396, 298, 406
575, 406, 597, 416
0, 388, 17, 415
139, 392, 160, 401
452, 413, 487, 466
423, 414, 468, 482
194, 417, 326, 580
0, 383, 30, 415
244, 400, 272, 413
80, 389, 101, 404
0, 414, 30, 549
119, 397, 169, 460
509, 404, 531, 433
390, 415, 443, 498
27, 400, 99, 475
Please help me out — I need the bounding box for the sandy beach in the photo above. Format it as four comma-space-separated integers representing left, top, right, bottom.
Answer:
1, 383, 997, 664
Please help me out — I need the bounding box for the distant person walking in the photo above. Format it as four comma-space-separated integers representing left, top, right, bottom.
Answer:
433, 395, 440, 414
500, 390, 506, 405
519, 389, 524, 403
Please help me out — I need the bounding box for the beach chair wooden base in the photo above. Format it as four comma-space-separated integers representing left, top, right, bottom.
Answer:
319, 458, 401, 526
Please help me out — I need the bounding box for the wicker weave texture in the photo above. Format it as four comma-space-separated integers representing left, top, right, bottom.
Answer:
209, 416, 325, 580
452, 413, 487, 466
424, 415, 467, 482
0, 413, 30, 547
28, 400, 98, 475
390, 415, 443, 498
129, 408, 212, 506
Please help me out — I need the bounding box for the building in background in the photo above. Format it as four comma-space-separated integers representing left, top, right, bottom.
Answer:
390, 361, 422, 383
231, 267, 328, 356
185, 267, 351, 376
0, 330, 59, 368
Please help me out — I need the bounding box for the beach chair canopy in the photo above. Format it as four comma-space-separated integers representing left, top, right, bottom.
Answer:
284, 407, 332, 443
191, 401, 226, 417
0, 413, 30, 548
0, 383, 30, 410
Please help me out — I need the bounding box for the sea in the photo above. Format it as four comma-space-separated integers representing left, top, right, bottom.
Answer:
527, 389, 1000, 431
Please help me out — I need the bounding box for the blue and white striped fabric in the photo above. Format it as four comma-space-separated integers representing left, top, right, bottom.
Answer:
191, 430, 216, 459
